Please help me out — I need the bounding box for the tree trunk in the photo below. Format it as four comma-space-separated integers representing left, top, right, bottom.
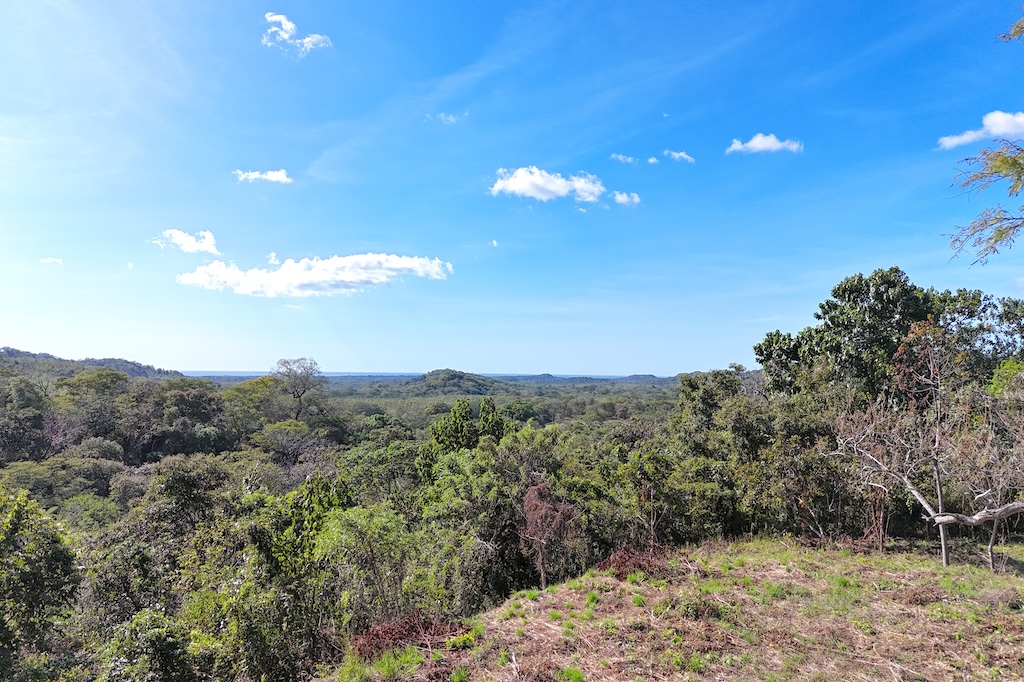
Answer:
988, 518, 1000, 571
934, 463, 949, 567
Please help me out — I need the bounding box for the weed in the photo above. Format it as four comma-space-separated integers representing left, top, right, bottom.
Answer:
586, 590, 600, 606
334, 653, 372, 682
549, 610, 564, 621
525, 589, 541, 601
696, 577, 727, 594
445, 632, 476, 650
371, 647, 422, 680
497, 650, 509, 666
680, 596, 723, 620
686, 652, 707, 673
632, 594, 647, 607
849, 618, 875, 635
652, 597, 675, 616
627, 571, 646, 584
556, 667, 586, 682
449, 667, 469, 682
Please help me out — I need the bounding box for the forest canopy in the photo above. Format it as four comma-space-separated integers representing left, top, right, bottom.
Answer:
1, 266, 1023, 680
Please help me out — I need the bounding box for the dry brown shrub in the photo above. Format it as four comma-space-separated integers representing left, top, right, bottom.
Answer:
596, 545, 670, 581
896, 585, 946, 606
976, 587, 1021, 609
349, 609, 464, 660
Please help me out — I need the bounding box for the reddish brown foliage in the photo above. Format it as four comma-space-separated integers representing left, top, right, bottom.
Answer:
597, 545, 670, 581
349, 609, 464, 660
520, 482, 579, 588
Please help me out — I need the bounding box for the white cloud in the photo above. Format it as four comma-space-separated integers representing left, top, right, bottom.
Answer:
153, 229, 220, 255
268, 252, 280, 265
262, 13, 331, 57
726, 133, 803, 154
490, 166, 605, 203
491, 239, 499, 247
426, 112, 466, 124
177, 253, 452, 297
612, 191, 641, 206
664, 149, 696, 163
39, 257, 63, 265
938, 111, 1024, 150
610, 153, 636, 164
234, 169, 293, 184
127, 262, 134, 269
647, 157, 659, 164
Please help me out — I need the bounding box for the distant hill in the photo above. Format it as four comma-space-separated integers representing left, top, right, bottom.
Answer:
400, 369, 511, 396
0, 347, 183, 382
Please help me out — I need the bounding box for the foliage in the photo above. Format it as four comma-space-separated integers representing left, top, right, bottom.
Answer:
97, 609, 198, 682
0, 320, 1022, 680
948, 17, 1024, 262
0, 484, 79, 678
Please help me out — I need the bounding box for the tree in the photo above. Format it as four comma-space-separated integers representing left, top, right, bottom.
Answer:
755, 267, 933, 398
0, 484, 79, 677
0, 373, 47, 462
98, 610, 198, 682
949, 16, 1024, 262
755, 268, 1024, 400
835, 322, 1024, 567
272, 358, 327, 420
519, 482, 580, 589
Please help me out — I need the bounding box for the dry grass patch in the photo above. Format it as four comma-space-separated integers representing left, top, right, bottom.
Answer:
323, 539, 1024, 681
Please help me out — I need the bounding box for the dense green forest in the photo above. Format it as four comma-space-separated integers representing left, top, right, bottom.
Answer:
3, 266, 1024, 680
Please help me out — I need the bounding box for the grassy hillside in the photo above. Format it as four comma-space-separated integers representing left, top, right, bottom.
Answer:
326, 539, 1024, 681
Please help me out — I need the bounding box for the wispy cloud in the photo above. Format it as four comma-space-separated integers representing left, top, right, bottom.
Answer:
153, 229, 220, 255
177, 253, 452, 297
647, 157, 659, 164
490, 166, 605, 203
234, 169, 293, 184
425, 112, 467, 124
610, 153, 636, 164
612, 191, 641, 206
262, 13, 331, 57
938, 111, 1024, 150
39, 257, 63, 265
663, 149, 695, 163
726, 133, 803, 154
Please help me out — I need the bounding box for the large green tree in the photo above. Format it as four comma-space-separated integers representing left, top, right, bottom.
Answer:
755, 267, 1024, 400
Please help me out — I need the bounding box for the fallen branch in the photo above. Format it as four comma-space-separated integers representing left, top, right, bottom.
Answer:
930, 500, 1024, 526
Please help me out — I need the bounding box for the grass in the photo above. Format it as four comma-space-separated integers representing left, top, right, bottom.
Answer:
441, 538, 1024, 681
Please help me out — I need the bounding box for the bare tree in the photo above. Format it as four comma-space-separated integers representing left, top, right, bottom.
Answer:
838, 324, 1024, 568
519, 482, 579, 589
272, 358, 327, 420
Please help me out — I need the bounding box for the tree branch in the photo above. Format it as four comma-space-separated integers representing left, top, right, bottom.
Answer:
931, 500, 1024, 526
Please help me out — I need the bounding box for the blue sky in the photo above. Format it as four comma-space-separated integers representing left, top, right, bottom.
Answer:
3, 1, 1023, 375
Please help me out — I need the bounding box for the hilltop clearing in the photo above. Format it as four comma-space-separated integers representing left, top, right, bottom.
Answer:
328, 540, 1024, 681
